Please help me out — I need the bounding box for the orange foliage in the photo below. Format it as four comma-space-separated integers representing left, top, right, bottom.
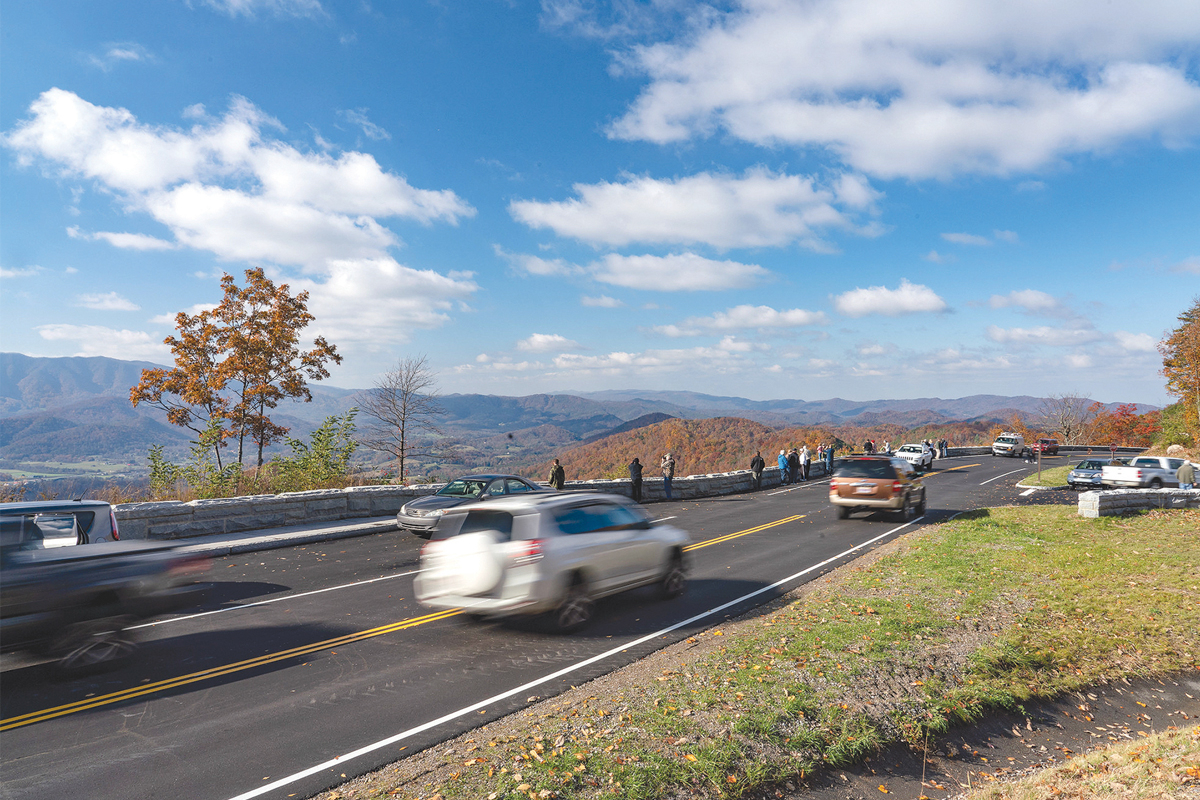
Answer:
1085, 403, 1161, 447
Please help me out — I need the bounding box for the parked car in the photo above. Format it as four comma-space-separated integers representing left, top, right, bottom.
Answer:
829, 456, 927, 521
894, 443, 934, 471
1029, 438, 1059, 456
0, 500, 121, 547
397, 475, 545, 538
1067, 459, 1111, 490
414, 492, 689, 632
1101, 456, 1187, 489
991, 432, 1029, 458
1, 536, 208, 674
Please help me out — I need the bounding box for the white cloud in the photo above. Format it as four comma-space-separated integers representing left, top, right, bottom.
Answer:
608, 0, 1200, 179
87, 43, 153, 71
987, 289, 1063, 315
510, 168, 875, 250
517, 333, 582, 352
993, 229, 1019, 243
5, 90, 477, 341
581, 294, 624, 307
591, 252, 769, 291
148, 303, 219, 325
833, 279, 948, 317
985, 325, 1104, 346
923, 250, 953, 263
36, 324, 171, 362
1171, 256, 1200, 274
1114, 330, 1158, 352
0, 265, 43, 279
201, 0, 324, 18
496, 246, 582, 277
941, 232, 992, 246
75, 292, 140, 311
340, 108, 391, 141
1066, 354, 1094, 369
68, 226, 177, 251
656, 304, 827, 336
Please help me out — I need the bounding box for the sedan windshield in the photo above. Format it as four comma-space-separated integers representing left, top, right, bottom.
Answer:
898, 445, 919, 453
437, 479, 489, 498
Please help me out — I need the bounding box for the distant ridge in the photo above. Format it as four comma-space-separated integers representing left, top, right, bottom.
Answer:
583, 412, 675, 444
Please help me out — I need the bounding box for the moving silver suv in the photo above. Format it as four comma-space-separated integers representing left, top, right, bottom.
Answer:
415, 492, 689, 631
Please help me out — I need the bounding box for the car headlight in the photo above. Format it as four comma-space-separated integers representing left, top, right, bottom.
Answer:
428, 508, 445, 517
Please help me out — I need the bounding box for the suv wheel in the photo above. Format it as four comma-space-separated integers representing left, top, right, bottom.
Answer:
52, 617, 136, 676
896, 495, 913, 522
836, 505, 851, 520
916, 492, 927, 516
1149, 478, 1163, 489
658, 552, 686, 599
554, 575, 594, 633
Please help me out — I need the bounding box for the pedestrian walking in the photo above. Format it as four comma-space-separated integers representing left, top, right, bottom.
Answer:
548, 458, 565, 490
629, 457, 643, 502
800, 445, 811, 481
661, 453, 676, 500
750, 451, 765, 490
787, 448, 800, 484
1178, 460, 1196, 490
778, 450, 789, 485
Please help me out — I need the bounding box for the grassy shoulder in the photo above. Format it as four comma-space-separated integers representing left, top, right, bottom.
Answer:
1016, 463, 1072, 487
323, 506, 1200, 800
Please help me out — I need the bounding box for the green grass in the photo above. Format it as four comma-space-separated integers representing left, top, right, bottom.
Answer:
1017, 463, 1073, 487
322, 506, 1200, 800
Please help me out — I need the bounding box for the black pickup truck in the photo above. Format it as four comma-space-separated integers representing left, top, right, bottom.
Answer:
1, 503, 209, 674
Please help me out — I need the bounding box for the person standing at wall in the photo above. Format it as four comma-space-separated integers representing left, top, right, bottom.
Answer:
1177, 460, 1196, 490
787, 448, 800, 484
661, 453, 676, 500
750, 451, 765, 490
549, 458, 565, 490
629, 457, 643, 502
778, 449, 790, 485
826, 441, 836, 474
800, 445, 811, 481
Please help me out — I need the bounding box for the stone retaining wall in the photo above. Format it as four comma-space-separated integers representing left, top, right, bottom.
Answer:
1077, 488, 1200, 518
115, 462, 830, 541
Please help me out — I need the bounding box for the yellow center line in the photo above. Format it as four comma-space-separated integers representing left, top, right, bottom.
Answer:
925, 463, 981, 476
0, 608, 462, 732
683, 514, 805, 552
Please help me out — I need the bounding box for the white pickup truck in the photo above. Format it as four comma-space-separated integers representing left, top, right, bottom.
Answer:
1100, 456, 1187, 489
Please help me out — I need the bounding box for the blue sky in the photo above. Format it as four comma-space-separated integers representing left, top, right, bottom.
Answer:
2, 0, 1197, 405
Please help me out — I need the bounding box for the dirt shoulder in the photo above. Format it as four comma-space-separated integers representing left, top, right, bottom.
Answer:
314, 507, 1200, 800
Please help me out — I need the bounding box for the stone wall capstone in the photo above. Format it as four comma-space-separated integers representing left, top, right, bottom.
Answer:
1077, 488, 1200, 518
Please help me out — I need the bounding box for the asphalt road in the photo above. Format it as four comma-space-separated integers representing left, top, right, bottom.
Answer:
0, 455, 1075, 800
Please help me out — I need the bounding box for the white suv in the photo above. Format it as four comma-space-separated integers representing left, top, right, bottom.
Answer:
415, 493, 690, 632
894, 443, 933, 471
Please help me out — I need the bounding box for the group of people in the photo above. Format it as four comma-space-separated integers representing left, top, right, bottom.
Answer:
548, 453, 677, 502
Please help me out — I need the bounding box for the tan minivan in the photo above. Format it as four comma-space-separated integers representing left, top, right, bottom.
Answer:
829, 456, 927, 521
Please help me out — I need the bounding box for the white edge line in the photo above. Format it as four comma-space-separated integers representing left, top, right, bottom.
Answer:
767, 478, 831, 496
127, 571, 418, 630
225, 517, 922, 800
1019, 488, 1037, 497
979, 467, 1028, 485
653, 516, 678, 523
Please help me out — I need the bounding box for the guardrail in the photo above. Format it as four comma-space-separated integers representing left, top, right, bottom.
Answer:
115, 463, 830, 541
1078, 488, 1200, 518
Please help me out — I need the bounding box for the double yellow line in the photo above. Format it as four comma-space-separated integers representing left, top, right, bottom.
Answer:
684, 514, 805, 552
4, 513, 810, 732
0, 608, 461, 732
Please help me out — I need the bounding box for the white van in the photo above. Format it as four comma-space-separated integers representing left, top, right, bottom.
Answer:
991, 433, 1028, 458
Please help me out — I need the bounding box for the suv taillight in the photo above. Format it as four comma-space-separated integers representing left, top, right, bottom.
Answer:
512, 540, 544, 565
891, 480, 902, 494
110, 508, 120, 541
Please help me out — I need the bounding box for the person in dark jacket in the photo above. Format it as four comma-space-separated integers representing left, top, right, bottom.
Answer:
629, 457, 644, 502
787, 448, 800, 484
749, 451, 765, 489
549, 458, 565, 490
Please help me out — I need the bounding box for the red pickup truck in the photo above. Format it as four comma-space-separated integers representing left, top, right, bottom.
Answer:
1029, 438, 1059, 455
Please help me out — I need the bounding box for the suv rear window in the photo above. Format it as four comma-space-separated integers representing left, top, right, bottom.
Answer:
432, 510, 514, 541
834, 460, 895, 479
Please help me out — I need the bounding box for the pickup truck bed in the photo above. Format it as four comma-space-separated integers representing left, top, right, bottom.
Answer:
1100, 456, 1187, 489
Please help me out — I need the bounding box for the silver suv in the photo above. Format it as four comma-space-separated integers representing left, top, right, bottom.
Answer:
414, 492, 689, 632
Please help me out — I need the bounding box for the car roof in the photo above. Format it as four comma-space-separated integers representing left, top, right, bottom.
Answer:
446, 491, 630, 513
445, 474, 533, 482
0, 500, 112, 514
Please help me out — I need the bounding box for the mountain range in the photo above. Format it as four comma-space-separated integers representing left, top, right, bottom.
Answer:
0, 353, 1157, 476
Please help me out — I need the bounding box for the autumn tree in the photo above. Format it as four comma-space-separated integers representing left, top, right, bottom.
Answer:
1159, 296, 1200, 445
132, 305, 229, 467
1037, 393, 1095, 444
215, 269, 342, 467
132, 268, 341, 470
358, 355, 446, 480
1087, 403, 1161, 447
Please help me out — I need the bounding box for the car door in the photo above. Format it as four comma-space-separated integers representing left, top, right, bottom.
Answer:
550, 503, 638, 593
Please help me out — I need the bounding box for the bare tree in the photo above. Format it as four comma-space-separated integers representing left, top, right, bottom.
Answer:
1038, 393, 1096, 445
358, 356, 446, 480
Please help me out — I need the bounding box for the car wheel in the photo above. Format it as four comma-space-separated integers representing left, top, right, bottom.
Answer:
52, 617, 136, 676
896, 495, 913, 522
1149, 478, 1163, 489
836, 505, 850, 519
657, 551, 686, 599
916, 492, 927, 515
554, 575, 594, 633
